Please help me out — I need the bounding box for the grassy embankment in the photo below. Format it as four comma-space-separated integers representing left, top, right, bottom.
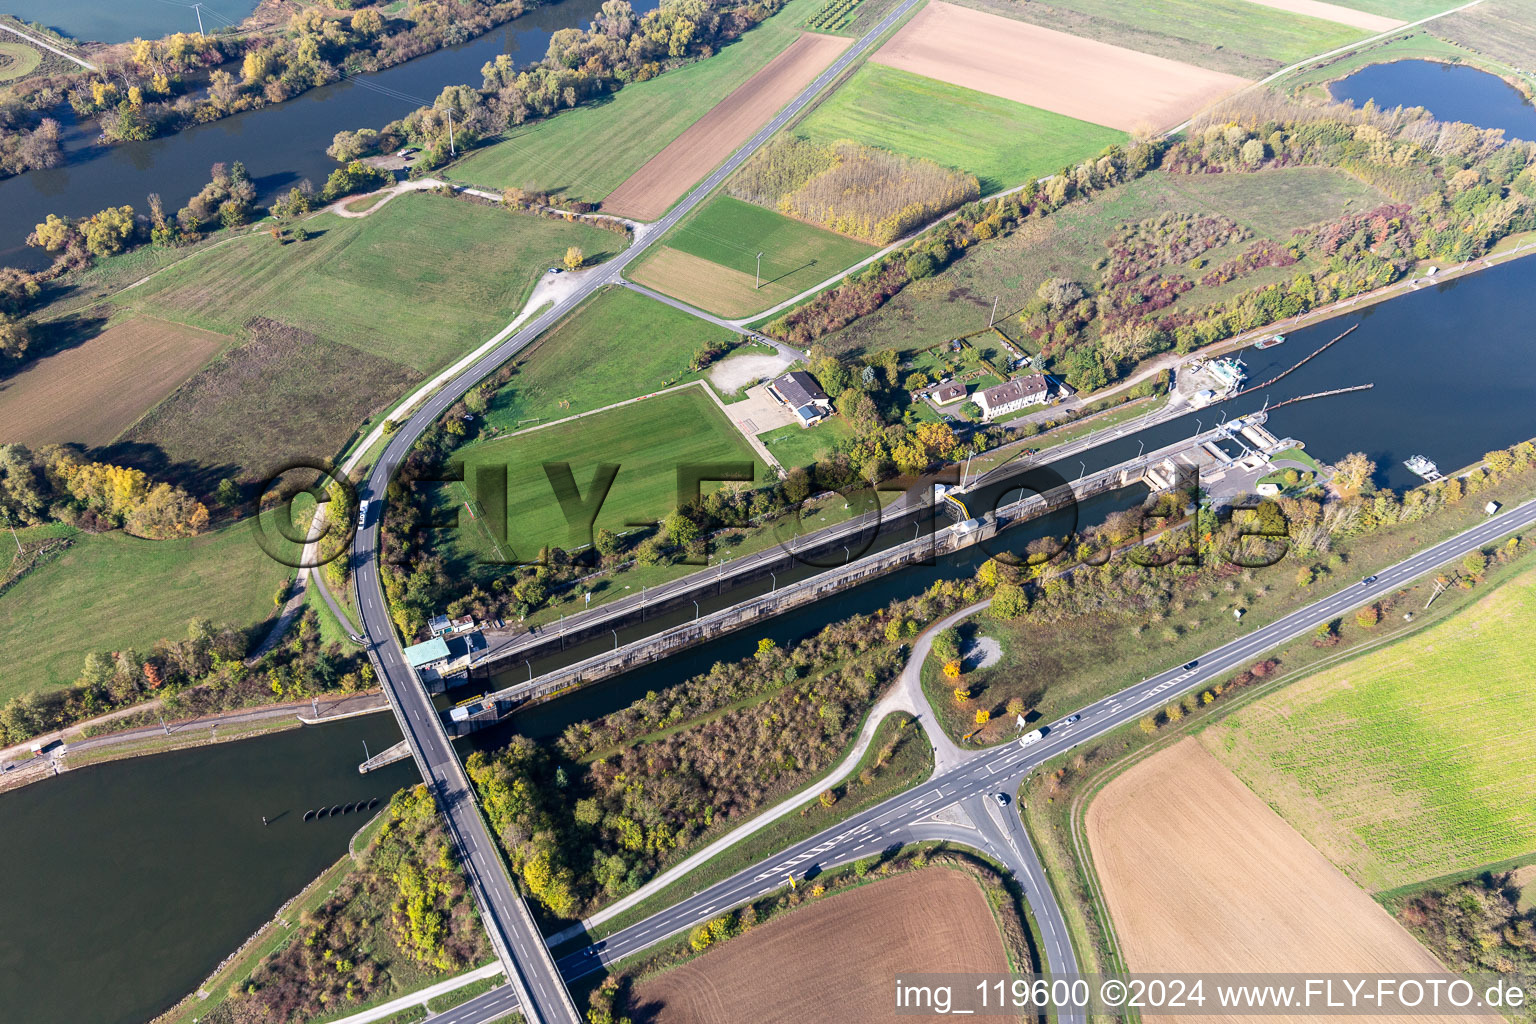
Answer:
630, 196, 877, 317
923, 464, 1536, 745
0, 515, 297, 699
444, 0, 823, 202
478, 286, 742, 433
794, 63, 1125, 193
820, 165, 1387, 356
1011, 493, 1536, 983
433, 386, 770, 577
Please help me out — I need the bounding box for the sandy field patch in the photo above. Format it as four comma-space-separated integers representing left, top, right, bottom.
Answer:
630, 247, 782, 318
1236, 0, 1402, 32
963, 635, 1001, 671
1087, 739, 1495, 1024
601, 32, 852, 220
872, 2, 1251, 132
629, 868, 1009, 1023
0, 316, 225, 447
1516, 864, 1536, 912
709, 350, 792, 392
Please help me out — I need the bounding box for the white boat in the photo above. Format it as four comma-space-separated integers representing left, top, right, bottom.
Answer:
1404, 455, 1441, 480
1253, 334, 1285, 349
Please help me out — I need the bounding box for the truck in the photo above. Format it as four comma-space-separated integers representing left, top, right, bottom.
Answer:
357, 499, 370, 528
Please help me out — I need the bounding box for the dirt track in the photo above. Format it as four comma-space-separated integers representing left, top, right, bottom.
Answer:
601, 32, 852, 221
0, 315, 224, 446
1236, 0, 1403, 32
629, 869, 1008, 1023
1087, 739, 1500, 1024
872, 2, 1250, 133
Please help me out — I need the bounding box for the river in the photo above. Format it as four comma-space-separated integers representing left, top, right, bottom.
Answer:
0, 0, 648, 270
7, 42, 1536, 1024
1330, 58, 1536, 141
4, 0, 261, 45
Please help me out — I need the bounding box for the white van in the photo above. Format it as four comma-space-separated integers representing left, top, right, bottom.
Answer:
1018, 729, 1043, 748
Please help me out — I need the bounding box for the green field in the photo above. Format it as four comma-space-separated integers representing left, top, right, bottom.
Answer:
119, 193, 618, 374
958, 0, 1365, 77
757, 416, 855, 470
796, 64, 1125, 192
441, 386, 769, 567
0, 519, 297, 698
631, 195, 876, 316
481, 286, 740, 432
446, 0, 819, 202
0, 40, 42, 82
1344, 0, 1467, 19
820, 166, 1386, 355
1202, 565, 1536, 891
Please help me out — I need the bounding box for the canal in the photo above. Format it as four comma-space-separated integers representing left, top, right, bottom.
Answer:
0, 0, 649, 269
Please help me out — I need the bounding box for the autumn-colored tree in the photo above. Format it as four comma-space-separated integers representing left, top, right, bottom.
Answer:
29, 213, 76, 252
942, 660, 962, 680
1355, 604, 1380, 628
1005, 696, 1026, 716
952, 687, 971, 703
975, 708, 990, 726
563, 245, 584, 270
1463, 550, 1487, 576
1165, 703, 1184, 723
818, 788, 836, 808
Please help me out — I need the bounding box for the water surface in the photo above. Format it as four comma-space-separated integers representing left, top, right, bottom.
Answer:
1330, 59, 1536, 140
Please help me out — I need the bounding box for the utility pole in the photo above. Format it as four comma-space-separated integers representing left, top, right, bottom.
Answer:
447, 110, 456, 157
755, 252, 764, 290
3, 513, 19, 555
192, 2, 205, 34
988, 295, 999, 328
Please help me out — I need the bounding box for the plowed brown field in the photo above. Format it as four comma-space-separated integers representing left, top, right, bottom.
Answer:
0, 316, 224, 446
629, 869, 1009, 1024
872, 2, 1250, 133
601, 32, 851, 220
1238, 0, 1403, 32
1087, 739, 1500, 1024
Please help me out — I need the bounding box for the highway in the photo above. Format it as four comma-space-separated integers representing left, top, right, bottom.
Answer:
547, 495, 1536, 993
348, 0, 928, 1020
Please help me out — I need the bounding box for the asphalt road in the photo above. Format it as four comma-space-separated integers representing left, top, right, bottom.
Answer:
348, 0, 928, 1020
551, 496, 1536, 987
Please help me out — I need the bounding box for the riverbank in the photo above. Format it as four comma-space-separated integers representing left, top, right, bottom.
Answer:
0, 689, 390, 794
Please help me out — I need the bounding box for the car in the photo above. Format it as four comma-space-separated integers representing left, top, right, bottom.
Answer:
1018, 729, 1044, 747
994, 792, 1010, 807
583, 940, 607, 957
1362, 575, 1379, 585
547, 266, 563, 274
1064, 713, 1081, 724
1183, 660, 1198, 671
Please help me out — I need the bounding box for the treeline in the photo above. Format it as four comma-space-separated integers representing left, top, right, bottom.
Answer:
467, 580, 981, 919
329, 0, 788, 172
1390, 871, 1535, 988
764, 140, 1163, 347
0, 608, 374, 745
0, 96, 61, 179
0, 443, 208, 538
730, 136, 980, 243
228, 785, 491, 1024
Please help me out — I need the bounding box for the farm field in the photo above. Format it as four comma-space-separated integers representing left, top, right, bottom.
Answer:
439, 386, 769, 569
1087, 739, 1485, 1009
795, 64, 1124, 192
1430, 0, 1536, 74
116, 194, 618, 374
0, 519, 297, 698
955, 0, 1366, 78
818, 166, 1386, 356
630, 196, 875, 317
0, 316, 224, 447
628, 869, 1009, 1023
0, 39, 42, 81
1200, 564, 1536, 891
1238, 0, 1403, 32
872, 2, 1251, 133
113, 319, 421, 491
601, 31, 853, 220
445, 0, 822, 203
480, 286, 741, 433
